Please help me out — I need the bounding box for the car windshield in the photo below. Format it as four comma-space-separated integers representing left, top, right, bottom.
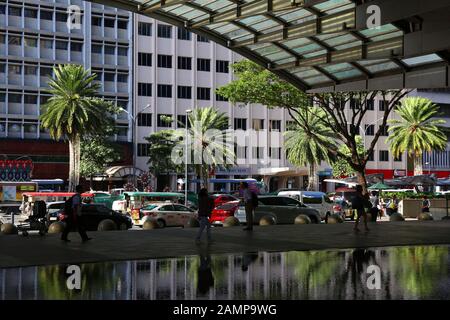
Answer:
216, 202, 238, 210
143, 205, 158, 211
302, 196, 322, 204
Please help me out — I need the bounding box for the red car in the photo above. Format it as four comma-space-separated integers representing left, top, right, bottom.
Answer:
211, 194, 239, 208
210, 200, 240, 225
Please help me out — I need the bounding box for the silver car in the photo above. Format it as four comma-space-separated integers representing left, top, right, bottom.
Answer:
235, 196, 321, 225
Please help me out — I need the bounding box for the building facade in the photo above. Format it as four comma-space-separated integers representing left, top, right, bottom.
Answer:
0, 0, 133, 181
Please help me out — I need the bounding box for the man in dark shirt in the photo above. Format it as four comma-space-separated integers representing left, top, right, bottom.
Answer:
195, 188, 214, 244
352, 185, 370, 233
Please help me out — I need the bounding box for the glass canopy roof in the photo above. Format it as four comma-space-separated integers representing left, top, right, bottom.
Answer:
91, 0, 450, 92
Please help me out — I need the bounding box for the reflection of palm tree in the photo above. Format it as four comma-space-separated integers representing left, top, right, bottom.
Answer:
38, 263, 116, 300
389, 246, 448, 298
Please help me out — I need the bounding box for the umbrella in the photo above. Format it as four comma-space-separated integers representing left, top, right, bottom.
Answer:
368, 182, 391, 190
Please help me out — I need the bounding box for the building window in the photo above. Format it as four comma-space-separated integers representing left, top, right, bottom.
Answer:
269, 147, 281, 159
117, 74, 128, 83
55, 12, 67, 22
71, 42, 82, 52
197, 35, 209, 43
157, 114, 172, 127
118, 20, 128, 29
234, 118, 247, 130
394, 154, 403, 162
350, 98, 360, 109
365, 124, 375, 136
9, 6, 22, 16
24, 65, 37, 75
379, 100, 387, 111
270, 120, 281, 131
40, 10, 53, 20
216, 60, 229, 73
177, 86, 192, 99
177, 28, 191, 40
379, 150, 389, 162
216, 94, 228, 102
8, 93, 22, 103
379, 125, 389, 136
56, 40, 68, 50
138, 52, 152, 67
157, 84, 172, 98
252, 147, 264, 159
8, 36, 21, 46
24, 95, 37, 104
104, 19, 115, 28
157, 24, 172, 38
8, 65, 21, 75
24, 37, 38, 48
138, 22, 152, 36
252, 119, 264, 130
197, 87, 211, 100
197, 58, 211, 72
367, 150, 374, 161
104, 73, 115, 82
235, 146, 247, 159
104, 46, 115, 55
157, 55, 172, 68
118, 47, 128, 56
92, 16, 102, 26
367, 99, 374, 110
177, 115, 187, 128
24, 8, 37, 18
138, 113, 152, 127
138, 83, 152, 96
138, 143, 150, 157
286, 120, 296, 130
178, 56, 192, 70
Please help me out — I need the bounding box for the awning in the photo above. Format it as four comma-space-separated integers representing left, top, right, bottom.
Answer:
89, 0, 450, 92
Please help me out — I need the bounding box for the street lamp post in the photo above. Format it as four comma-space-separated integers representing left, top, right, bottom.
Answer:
185, 110, 192, 206
120, 104, 151, 188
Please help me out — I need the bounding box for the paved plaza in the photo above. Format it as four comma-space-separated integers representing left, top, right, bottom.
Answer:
1, 220, 450, 268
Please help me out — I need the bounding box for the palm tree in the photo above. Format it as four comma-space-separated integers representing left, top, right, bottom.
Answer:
387, 97, 447, 175
284, 107, 336, 190
184, 107, 235, 189
40, 64, 112, 191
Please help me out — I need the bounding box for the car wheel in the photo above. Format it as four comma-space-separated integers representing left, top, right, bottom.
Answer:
309, 216, 319, 224
157, 219, 166, 228
118, 223, 128, 230
22, 230, 29, 237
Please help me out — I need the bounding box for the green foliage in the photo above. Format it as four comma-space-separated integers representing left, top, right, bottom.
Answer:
284, 107, 336, 167
145, 130, 182, 176
388, 97, 447, 158
381, 191, 444, 200
40, 64, 113, 140
331, 136, 365, 178
80, 138, 121, 178
216, 60, 310, 110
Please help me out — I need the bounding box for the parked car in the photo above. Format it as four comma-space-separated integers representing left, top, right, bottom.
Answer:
46, 201, 66, 224
0, 203, 21, 224
138, 202, 197, 228
210, 194, 239, 208
58, 204, 132, 231
235, 196, 321, 225
277, 191, 333, 220
210, 200, 240, 225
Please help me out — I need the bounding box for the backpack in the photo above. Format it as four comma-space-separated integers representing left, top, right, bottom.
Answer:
64, 196, 75, 218
251, 192, 259, 208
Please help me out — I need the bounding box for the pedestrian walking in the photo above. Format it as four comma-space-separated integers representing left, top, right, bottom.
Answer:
352, 185, 370, 233
241, 182, 256, 231
61, 185, 92, 243
369, 191, 380, 222
195, 188, 214, 244
421, 196, 431, 213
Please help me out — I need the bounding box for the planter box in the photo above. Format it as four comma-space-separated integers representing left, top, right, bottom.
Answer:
399, 198, 447, 218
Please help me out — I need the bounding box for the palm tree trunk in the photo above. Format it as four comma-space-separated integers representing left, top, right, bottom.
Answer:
414, 152, 423, 176
68, 139, 75, 192
307, 165, 317, 191
201, 166, 209, 191
68, 135, 81, 191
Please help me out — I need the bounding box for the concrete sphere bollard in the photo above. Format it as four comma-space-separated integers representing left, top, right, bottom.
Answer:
327, 214, 344, 224
259, 216, 275, 226
48, 221, 65, 234
223, 216, 240, 227
97, 219, 117, 231
186, 217, 200, 228
389, 213, 405, 222
418, 212, 433, 221
143, 220, 159, 230
1, 223, 18, 235
295, 214, 311, 225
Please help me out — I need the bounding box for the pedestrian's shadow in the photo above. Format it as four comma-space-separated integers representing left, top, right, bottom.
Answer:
196, 246, 214, 295
241, 252, 258, 272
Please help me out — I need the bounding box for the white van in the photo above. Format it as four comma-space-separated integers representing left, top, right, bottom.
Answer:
277, 191, 333, 220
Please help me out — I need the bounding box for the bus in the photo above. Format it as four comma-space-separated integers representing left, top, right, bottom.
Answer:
0, 181, 38, 203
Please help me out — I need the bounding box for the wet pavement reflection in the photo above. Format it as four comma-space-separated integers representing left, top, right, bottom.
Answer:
1, 245, 450, 300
